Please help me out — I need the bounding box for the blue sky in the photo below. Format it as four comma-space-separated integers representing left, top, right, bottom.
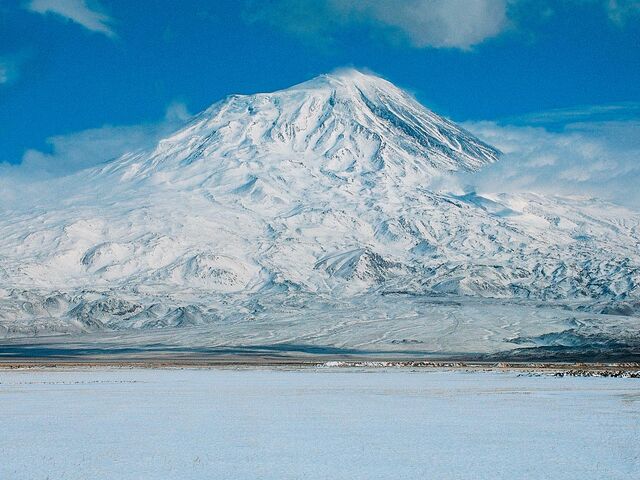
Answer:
1, 0, 640, 205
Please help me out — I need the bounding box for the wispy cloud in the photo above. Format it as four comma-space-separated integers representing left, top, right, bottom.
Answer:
605, 0, 640, 26
460, 107, 640, 207
0, 102, 190, 182
512, 0, 640, 28
0, 61, 9, 84
26, 0, 116, 38
245, 0, 510, 50
501, 102, 640, 127
0, 57, 18, 85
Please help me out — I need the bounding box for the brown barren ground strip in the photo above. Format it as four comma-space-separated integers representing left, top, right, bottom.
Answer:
0, 357, 638, 377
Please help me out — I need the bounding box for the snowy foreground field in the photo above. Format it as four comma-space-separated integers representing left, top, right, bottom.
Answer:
0, 368, 638, 479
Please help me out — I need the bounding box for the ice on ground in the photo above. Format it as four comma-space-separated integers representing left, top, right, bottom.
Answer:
0, 368, 638, 480
1, 294, 638, 360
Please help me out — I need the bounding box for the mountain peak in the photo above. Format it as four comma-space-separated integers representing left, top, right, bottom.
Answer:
321, 68, 387, 84
115, 70, 500, 185
289, 68, 400, 94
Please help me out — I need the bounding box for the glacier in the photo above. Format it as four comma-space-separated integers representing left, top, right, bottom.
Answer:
1, 69, 639, 359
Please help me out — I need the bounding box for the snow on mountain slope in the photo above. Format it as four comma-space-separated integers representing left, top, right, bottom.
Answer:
0, 69, 639, 357
100, 69, 499, 181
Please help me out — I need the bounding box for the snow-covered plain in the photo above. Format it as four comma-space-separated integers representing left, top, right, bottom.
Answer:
0, 368, 638, 479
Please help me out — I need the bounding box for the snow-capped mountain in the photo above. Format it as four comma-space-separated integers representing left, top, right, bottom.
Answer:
1, 70, 638, 357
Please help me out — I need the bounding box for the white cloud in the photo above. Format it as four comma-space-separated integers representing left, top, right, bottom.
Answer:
27, 0, 116, 37
0, 102, 191, 208
245, 0, 640, 50
245, 0, 509, 49
337, 0, 509, 49
0, 102, 191, 182
460, 111, 640, 207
